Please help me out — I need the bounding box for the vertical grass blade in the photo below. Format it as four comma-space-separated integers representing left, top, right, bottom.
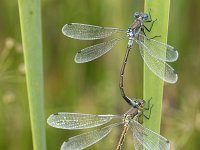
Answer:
18, 0, 46, 150
143, 0, 170, 133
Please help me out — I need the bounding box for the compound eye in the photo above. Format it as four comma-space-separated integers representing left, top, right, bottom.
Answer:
143, 13, 148, 20
134, 12, 140, 19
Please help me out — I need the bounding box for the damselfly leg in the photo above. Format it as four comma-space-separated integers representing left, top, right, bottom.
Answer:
143, 97, 154, 119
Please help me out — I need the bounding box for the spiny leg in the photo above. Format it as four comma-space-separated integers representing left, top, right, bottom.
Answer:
142, 17, 158, 38
141, 25, 161, 40
143, 18, 157, 32
143, 105, 153, 119
142, 9, 159, 38
144, 97, 152, 110
143, 8, 157, 32
143, 98, 154, 119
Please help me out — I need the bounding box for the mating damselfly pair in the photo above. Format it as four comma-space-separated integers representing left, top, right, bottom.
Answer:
47, 99, 170, 150
47, 11, 175, 150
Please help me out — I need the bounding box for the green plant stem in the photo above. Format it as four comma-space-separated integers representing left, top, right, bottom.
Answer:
143, 0, 170, 133
18, 0, 46, 150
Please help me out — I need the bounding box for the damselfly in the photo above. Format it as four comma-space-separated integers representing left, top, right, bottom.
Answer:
47, 99, 170, 150
62, 11, 179, 107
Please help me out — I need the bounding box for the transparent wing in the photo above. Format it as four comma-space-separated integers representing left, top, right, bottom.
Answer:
75, 36, 126, 63
138, 40, 178, 83
61, 123, 121, 150
131, 120, 170, 150
62, 23, 126, 40
132, 135, 144, 150
47, 112, 120, 129
137, 34, 178, 62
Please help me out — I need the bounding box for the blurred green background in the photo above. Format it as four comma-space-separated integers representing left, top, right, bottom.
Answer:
1, 0, 200, 150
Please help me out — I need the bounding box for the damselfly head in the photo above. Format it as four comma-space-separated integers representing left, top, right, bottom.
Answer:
143, 13, 148, 20
137, 99, 145, 108
134, 12, 140, 19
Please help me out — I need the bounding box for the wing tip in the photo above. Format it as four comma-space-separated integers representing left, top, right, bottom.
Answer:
74, 53, 91, 63
173, 70, 178, 83
166, 70, 178, 84
74, 55, 83, 63
47, 115, 53, 125
62, 25, 66, 35
173, 48, 179, 61
47, 112, 60, 125
62, 23, 73, 35
61, 141, 70, 150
